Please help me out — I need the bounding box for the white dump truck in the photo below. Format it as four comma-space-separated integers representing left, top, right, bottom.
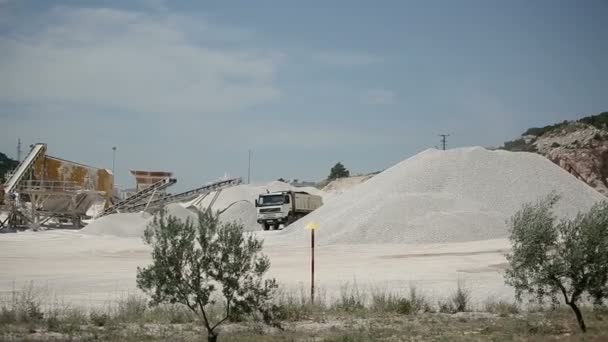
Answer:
255, 191, 323, 230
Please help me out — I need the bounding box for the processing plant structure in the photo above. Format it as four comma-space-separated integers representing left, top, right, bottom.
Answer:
1, 143, 242, 231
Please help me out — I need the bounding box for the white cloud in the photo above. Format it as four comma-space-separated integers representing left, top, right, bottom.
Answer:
0, 6, 280, 116
363, 89, 395, 105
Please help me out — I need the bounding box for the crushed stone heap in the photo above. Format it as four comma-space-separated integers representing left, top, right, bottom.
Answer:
274, 147, 605, 245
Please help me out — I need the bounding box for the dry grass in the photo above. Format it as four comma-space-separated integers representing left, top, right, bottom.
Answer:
1, 283, 608, 341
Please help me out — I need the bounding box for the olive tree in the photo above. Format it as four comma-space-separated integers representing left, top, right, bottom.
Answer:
137, 210, 278, 342
505, 194, 608, 332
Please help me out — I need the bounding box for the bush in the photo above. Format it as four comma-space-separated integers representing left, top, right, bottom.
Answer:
0, 283, 45, 324
523, 121, 569, 137
579, 111, 608, 130
450, 281, 471, 313
90, 310, 110, 327
333, 282, 365, 312
437, 299, 455, 314
408, 286, 432, 313
369, 286, 430, 315
56, 308, 87, 334
370, 289, 408, 314
114, 294, 147, 323
502, 138, 538, 152
274, 286, 326, 321
483, 299, 519, 317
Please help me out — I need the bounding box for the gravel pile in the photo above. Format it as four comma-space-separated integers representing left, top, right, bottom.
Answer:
273, 147, 605, 245
81, 203, 197, 238
80, 212, 151, 238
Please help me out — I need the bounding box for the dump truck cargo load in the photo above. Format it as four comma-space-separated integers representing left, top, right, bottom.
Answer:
293, 192, 323, 212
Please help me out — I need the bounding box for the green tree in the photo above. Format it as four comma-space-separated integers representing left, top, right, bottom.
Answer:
0, 152, 19, 184
328, 162, 350, 180
505, 194, 608, 332
137, 211, 278, 342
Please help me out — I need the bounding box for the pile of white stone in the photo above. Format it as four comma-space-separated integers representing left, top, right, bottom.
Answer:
273, 147, 605, 245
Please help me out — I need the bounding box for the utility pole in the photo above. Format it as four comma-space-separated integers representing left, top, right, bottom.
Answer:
247, 149, 253, 184
439, 134, 450, 150
112, 146, 117, 179
16, 138, 22, 162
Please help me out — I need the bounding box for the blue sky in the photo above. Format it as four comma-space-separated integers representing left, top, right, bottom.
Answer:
1, 0, 607, 190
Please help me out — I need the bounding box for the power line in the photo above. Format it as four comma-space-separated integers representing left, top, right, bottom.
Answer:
438, 134, 450, 150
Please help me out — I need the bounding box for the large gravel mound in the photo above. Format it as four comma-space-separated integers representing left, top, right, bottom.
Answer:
273, 147, 605, 245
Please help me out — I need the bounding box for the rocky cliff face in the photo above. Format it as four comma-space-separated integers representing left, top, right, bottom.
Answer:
504, 118, 608, 196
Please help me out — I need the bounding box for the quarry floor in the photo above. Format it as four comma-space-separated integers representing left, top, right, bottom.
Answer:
0, 230, 513, 307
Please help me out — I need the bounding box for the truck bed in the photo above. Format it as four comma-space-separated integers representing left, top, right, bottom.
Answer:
293, 193, 323, 213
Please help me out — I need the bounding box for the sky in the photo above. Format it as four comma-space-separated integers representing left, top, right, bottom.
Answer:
1, 0, 607, 190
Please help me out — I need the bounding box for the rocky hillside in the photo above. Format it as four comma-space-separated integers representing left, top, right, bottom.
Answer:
503, 112, 608, 195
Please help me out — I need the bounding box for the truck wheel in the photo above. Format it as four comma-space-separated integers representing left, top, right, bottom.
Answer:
263, 224, 270, 231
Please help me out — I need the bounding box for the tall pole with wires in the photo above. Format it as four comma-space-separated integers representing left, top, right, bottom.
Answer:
112, 146, 117, 188
439, 134, 450, 150
16, 138, 22, 162
247, 149, 252, 184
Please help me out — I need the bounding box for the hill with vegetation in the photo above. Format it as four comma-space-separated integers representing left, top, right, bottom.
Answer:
502, 111, 608, 195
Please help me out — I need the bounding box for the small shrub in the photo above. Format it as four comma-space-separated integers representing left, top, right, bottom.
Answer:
502, 138, 538, 152
437, 299, 455, 314
369, 288, 398, 313
483, 299, 519, 317
45, 311, 60, 332
24, 300, 44, 322
0, 284, 49, 325
333, 282, 365, 312
0, 307, 17, 324
114, 294, 147, 323
274, 287, 320, 321
408, 286, 432, 313
147, 304, 197, 324
369, 288, 422, 315
450, 281, 471, 313
59, 308, 87, 334
395, 298, 413, 315
90, 310, 110, 327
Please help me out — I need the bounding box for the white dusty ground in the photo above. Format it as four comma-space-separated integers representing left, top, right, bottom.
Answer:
0, 229, 512, 308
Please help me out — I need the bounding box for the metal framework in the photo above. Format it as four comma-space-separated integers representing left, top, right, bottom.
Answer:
1, 144, 105, 231
98, 177, 177, 218
121, 178, 241, 214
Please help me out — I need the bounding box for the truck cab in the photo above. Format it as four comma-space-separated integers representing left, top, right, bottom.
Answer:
255, 191, 322, 231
